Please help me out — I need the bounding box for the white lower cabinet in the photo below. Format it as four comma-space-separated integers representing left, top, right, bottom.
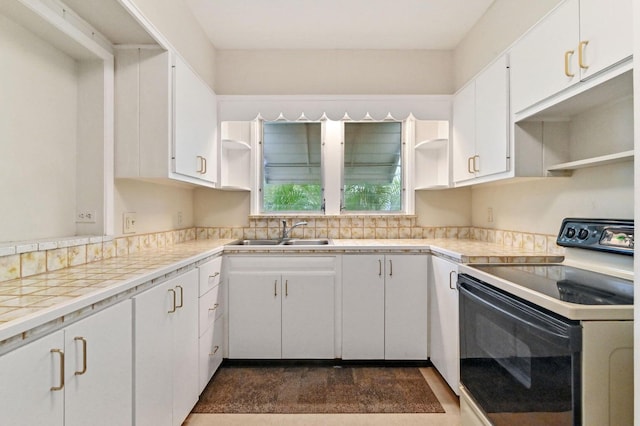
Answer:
428, 255, 460, 395
342, 254, 428, 360
197, 256, 224, 393
227, 256, 335, 359
0, 300, 133, 426
134, 269, 199, 426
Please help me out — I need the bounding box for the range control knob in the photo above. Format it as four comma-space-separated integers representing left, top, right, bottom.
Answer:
578, 228, 589, 240
565, 227, 576, 238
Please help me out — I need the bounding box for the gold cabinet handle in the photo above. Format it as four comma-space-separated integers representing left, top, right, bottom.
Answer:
175, 285, 184, 309
578, 40, 589, 69
196, 156, 204, 173
473, 155, 480, 172
564, 50, 575, 77
274, 279, 278, 297
378, 259, 382, 277
209, 345, 219, 356
74, 337, 87, 376
168, 288, 176, 313
202, 157, 207, 174
467, 156, 474, 174
388, 259, 393, 277
449, 270, 457, 290
50, 349, 64, 391
208, 303, 219, 312
209, 272, 220, 280
285, 280, 288, 297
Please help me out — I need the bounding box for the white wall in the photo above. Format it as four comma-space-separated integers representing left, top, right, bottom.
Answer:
453, 0, 562, 89
215, 49, 453, 95
0, 14, 78, 242
415, 188, 472, 227
471, 163, 634, 235
194, 189, 250, 227
114, 180, 195, 236
129, 0, 217, 90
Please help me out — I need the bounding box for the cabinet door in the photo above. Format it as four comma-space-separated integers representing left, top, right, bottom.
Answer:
199, 317, 224, 393
474, 55, 509, 178
452, 82, 476, 183
282, 272, 335, 359
384, 255, 428, 360
429, 256, 460, 395
228, 272, 282, 358
510, 0, 579, 113
171, 270, 199, 426
342, 255, 385, 359
579, 0, 632, 79
0, 331, 64, 426
65, 300, 133, 426
134, 279, 174, 426
173, 55, 217, 185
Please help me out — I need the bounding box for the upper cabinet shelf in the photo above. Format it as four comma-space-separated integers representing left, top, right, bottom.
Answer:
415, 138, 448, 151
219, 121, 254, 191
222, 139, 251, 150
412, 120, 450, 190
546, 150, 634, 174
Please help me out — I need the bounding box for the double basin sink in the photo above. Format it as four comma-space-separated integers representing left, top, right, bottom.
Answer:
228, 238, 331, 246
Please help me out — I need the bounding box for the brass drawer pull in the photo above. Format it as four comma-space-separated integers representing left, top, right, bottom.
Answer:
578, 40, 589, 69
176, 285, 184, 309
168, 288, 176, 313
209, 345, 220, 356
74, 337, 87, 375
50, 349, 64, 391
208, 303, 219, 312
449, 270, 457, 290
564, 50, 575, 77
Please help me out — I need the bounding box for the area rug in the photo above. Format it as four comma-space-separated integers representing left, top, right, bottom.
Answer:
192, 365, 445, 414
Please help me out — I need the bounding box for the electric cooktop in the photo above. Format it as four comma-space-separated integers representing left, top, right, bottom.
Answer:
471, 264, 633, 305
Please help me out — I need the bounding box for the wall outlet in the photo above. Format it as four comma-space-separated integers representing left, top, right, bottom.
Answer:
177, 211, 183, 226
487, 207, 494, 223
123, 212, 137, 234
76, 210, 97, 223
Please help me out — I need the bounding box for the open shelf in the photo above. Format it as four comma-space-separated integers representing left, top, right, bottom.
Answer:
222, 139, 251, 150
547, 150, 634, 173
220, 121, 253, 190
415, 138, 448, 151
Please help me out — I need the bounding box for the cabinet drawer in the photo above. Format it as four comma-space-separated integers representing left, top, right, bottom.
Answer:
199, 256, 222, 297
198, 318, 223, 393
199, 285, 221, 335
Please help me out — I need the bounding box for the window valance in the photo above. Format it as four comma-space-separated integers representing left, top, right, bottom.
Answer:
217, 95, 451, 122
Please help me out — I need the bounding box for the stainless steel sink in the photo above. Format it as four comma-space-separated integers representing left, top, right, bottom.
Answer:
280, 239, 331, 245
228, 239, 280, 246
228, 238, 331, 246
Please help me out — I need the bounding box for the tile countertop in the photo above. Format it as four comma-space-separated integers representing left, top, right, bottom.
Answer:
0, 238, 562, 346
0, 239, 234, 345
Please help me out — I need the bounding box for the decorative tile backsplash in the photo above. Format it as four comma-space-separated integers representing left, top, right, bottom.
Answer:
0, 228, 196, 283
0, 217, 563, 283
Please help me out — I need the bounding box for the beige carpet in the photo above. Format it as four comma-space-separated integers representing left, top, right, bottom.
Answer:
193, 365, 445, 414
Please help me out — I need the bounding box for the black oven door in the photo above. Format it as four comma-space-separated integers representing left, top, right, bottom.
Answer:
458, 274, 582, 426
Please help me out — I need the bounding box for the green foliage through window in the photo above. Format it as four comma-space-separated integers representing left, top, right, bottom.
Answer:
263, 184, 322, 211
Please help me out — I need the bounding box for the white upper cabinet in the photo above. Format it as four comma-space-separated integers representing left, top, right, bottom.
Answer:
173, 55, 218, 184
510, 0, 632, 114
452, 55, 509, 185
115, 48, 218, 188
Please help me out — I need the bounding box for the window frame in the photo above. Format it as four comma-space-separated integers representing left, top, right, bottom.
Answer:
252, 117, 415, 216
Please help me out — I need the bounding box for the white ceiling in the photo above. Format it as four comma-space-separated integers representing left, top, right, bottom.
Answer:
184, 0, 495, 50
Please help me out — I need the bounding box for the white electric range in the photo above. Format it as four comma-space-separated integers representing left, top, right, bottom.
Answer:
457, 218, 634, 426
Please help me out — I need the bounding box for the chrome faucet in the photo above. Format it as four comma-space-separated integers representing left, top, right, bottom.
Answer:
281, 220, 308, 240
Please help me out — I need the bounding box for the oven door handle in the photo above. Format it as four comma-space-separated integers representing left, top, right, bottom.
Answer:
459, 281, 579, 344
